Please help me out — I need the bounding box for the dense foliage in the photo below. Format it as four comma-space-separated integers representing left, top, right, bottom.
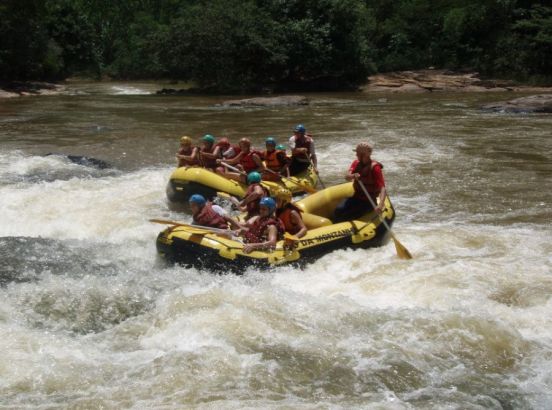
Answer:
1, 0, 551, 90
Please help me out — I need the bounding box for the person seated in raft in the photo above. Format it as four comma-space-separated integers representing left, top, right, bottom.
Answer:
333, 142, 387, 223
261, 137, 290, 182
216, 137, 263, 183
236, 197, 285, 254
276, 144, 289, 159
214, 137, 240, 174
274, 188, 307, 238
189, 194, 238, 229
234, 171, 269, 219
176, 136, 200, 167
288, 124, 317, 176
197, 134, 220, 171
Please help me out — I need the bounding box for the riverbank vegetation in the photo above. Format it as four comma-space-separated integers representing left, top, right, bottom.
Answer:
1, 0, 551, 92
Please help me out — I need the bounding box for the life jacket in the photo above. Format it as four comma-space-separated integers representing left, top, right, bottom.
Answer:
193, 202, 228, 229
200, 144, 218, 169
243, 215, 285, 244
292, 135, 313, 162
263, 149, 286, 171
177, 146, 199, 166
276, 203, 303, 235
216, 141, 231, 155
244, 183, 269, 217
240, 150, 260, 173
352, 160, 383, 202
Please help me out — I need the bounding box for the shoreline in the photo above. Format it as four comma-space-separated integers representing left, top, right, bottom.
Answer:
1, 70, 551, 99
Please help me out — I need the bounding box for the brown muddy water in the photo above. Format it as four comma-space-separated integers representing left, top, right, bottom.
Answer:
0, 82, 551, 409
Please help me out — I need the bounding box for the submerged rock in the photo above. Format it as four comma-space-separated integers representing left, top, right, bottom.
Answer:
480, 94, 552, 113
220, 95, 309, 107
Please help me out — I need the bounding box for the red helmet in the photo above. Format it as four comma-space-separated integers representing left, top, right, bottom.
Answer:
218, 137, 230, 148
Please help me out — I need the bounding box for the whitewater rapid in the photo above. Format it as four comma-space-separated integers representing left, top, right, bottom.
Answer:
1, 88, 551, 408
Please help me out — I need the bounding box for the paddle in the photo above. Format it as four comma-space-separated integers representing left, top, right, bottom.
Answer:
220, 161, 246, 175
354, 177, 413, 260
264, 168, 317, 194
149, 218, 239, 239
310, 159, 326, 189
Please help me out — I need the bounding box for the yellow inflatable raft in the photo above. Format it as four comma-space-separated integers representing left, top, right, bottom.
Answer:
166, 166, 318, 205
156, 182, 395, 271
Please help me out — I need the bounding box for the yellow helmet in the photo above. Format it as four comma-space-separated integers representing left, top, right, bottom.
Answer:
274, 187, 292, 203
180, 136, 192, 145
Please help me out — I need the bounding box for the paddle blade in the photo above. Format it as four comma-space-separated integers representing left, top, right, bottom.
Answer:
391, 235, 413, 259
149, 218, 179, 225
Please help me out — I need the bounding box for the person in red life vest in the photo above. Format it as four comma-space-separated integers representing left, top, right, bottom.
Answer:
176, 136, 200, 167
274, 188, 307, 238
216, 137, 262, 183
189, 194, 236, 229
237, 197, 285, 254
213, 137, 241, 174
234, 171, 269, 219
333, 142, 387, 223
288, 124, 317, 176
261, 137, 290, 182
197, 134, 219, 171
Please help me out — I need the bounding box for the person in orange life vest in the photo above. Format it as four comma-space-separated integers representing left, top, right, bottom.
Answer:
189, 194, 233, 229
234, 171, 269, 219
176, 136, 200, 167
261, 137, 290, 182
274, 188, 307, 238
237, 197, 285, 254
216, 137, 262, 183
197, 134, 220, 171
333, 142, 387, 223
288, 124, 317, 176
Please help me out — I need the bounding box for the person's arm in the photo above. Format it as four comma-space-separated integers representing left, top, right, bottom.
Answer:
201, 147, 219, 159
252, 153, 263, 170
345, 160, 359, 181
243, 225, 278, 253
238, 186, 263, 208
372, 164, 386, 214
290, 210, 307, 238
219, 150, 244, 165
179, 147, 199, 162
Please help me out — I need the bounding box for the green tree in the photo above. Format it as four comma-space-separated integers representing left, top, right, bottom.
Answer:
0, 0, 51, 80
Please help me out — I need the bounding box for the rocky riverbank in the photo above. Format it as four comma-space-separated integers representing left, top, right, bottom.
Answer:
0, 81, 65, 98
361, 70, 551, 93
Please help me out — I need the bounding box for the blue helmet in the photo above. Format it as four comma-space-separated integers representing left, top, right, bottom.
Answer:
276, 144, 286, 151
294, 124, 306, 133
202, 134, 215, 144
265, 136, 277, 146
259, 197, 276, 212
247, 171, 261, 184
189, 194, 206, 206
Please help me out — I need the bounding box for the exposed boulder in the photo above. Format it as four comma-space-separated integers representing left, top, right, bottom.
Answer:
481, 94, 552, 113
361, 70, 551, 93
219, 95, 309, 107
0, 81, 65, 97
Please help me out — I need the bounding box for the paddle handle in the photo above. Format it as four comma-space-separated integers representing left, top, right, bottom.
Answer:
354, 177, 392, 232
220, 161, 246, 175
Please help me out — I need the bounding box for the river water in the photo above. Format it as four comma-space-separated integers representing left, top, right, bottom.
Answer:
1, 82, 551, 409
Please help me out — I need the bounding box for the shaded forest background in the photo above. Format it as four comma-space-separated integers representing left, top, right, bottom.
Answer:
1, 0, 551, 92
